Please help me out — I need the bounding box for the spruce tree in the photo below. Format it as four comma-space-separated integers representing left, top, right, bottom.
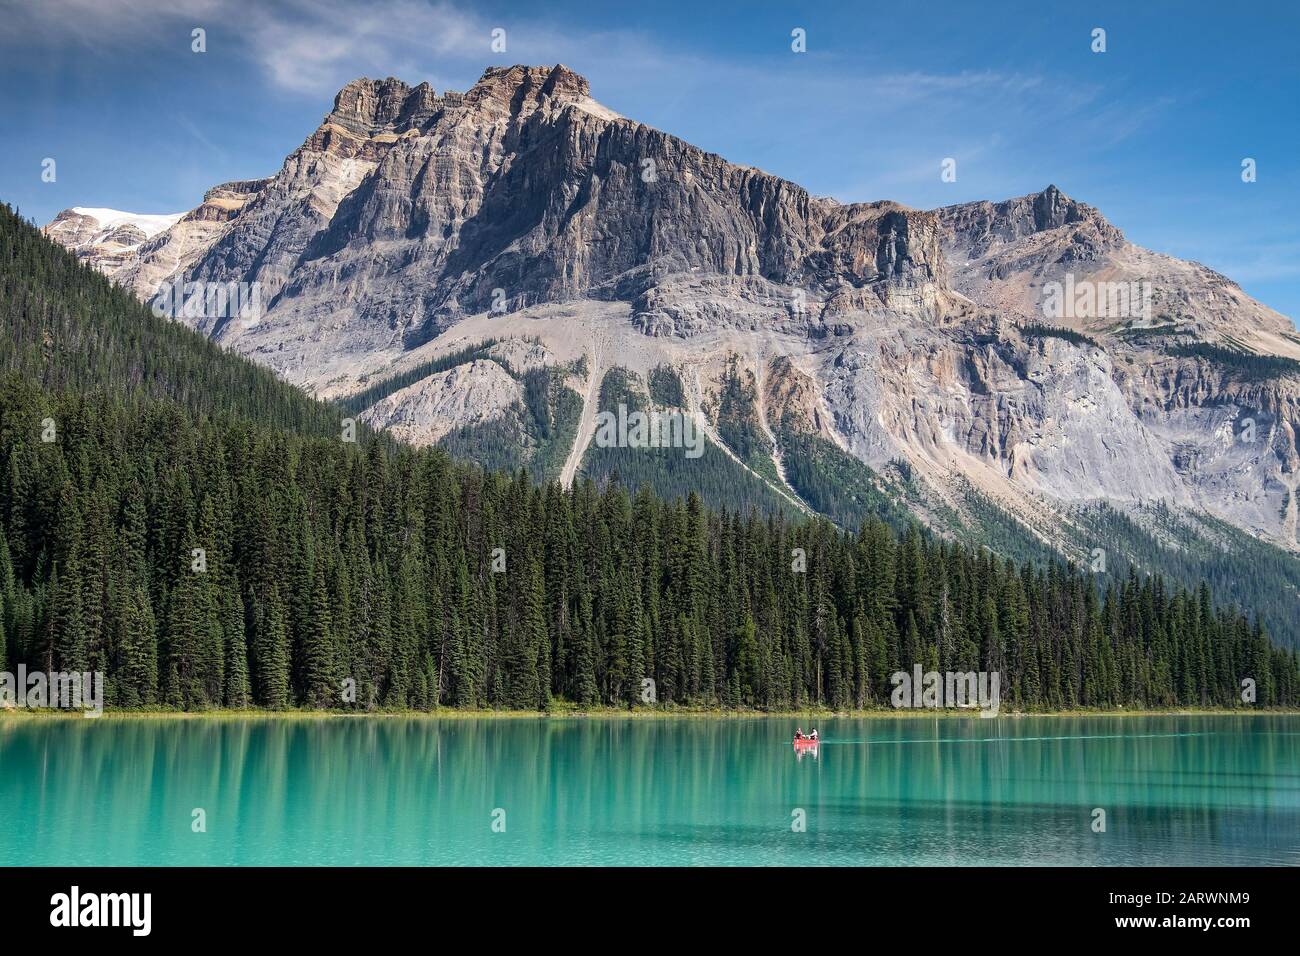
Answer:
223, 591, 251, 708
256, 587, 291, 709
119, 584, 158, 706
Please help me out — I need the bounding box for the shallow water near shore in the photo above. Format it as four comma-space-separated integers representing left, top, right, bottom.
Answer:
2, 714, 1296, 865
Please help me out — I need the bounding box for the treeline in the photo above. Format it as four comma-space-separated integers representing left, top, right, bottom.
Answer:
1167, 342, 1300, 381
1019, 323, 1101, 349
339, 339, 501, 416
2, 375, 1296, 711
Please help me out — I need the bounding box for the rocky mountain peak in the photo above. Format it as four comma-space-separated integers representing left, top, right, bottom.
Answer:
327, 76, 440, 136
1029, 184, 1108, 234
463, 63, 598, 122
473, 63, 591, 101
933, 184, 1129, 307
320, 65, 599, 145
938, 184, 1122, 248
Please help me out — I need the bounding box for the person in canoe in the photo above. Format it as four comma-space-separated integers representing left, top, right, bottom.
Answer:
794, 727, 805, 740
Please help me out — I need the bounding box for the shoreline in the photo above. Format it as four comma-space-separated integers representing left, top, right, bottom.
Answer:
2, 706, 1296, 721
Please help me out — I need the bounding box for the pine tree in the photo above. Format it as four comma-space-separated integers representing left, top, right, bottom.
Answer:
223, 591, 250, 708
255, 587, 291, 709
301, 565, 336, 708
119, 584, 158, 706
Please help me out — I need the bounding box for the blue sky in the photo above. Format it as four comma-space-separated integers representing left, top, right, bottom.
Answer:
2, 0, 1297, 319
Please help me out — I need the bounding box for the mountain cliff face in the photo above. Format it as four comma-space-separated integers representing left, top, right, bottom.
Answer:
43, 64, 1300, 564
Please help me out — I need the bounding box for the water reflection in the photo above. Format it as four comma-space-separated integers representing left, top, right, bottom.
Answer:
0, 715, 1295, 866
793, 739, 819, 761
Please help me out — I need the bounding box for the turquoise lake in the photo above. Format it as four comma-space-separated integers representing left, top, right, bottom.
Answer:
1, 715, 1296, 866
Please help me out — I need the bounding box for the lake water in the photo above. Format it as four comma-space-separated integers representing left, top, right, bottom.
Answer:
1, 715, 1296, 866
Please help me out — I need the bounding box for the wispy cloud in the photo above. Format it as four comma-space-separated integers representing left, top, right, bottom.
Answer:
1, 0, 488, 94
2, 0, 1064, 111
239, 0, 485, 94
0, 0, 229, 48
175, 113, 227, 161
3, 0, 1098, 203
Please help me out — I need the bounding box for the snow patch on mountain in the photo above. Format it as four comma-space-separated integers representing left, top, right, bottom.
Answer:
69, 207, 185, 238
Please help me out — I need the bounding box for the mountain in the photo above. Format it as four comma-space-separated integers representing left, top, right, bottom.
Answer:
42, 207, 183, 278
4, 202, 1298, 713
40, 64, 1300, 641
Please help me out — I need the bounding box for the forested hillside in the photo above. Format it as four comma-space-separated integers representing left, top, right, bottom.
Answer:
581, 367, 800, 519
1, 374, 1296, 711
1, 202, 1297, 712
0, 203, 342, 437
